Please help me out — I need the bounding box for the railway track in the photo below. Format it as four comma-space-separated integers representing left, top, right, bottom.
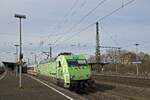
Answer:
94, 74, 150, 88
78, 83, 131, 100
35, 75, 119, 100
0, 70, 7, 80
33, 74, 86, 100
0, 67, 5, 75
96, 73, 150, 80
33, 74, 148, 100
95, 80, 150, 100
72, 78, 150, 100
84, 74, 150, 100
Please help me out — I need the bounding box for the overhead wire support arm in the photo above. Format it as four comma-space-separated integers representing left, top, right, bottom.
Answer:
99, 46, 122, 49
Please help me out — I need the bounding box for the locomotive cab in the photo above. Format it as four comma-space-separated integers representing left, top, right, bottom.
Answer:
56, 53, 94, 89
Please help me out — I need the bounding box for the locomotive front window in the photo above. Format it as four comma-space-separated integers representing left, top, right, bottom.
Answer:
78, 60, 87, 66
67, 60, 78, 66
67, 59, 87, 67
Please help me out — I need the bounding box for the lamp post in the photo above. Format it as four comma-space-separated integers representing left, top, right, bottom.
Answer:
14, 44, 19, 76
14, 14, 26, 88
14, 44, 19, 61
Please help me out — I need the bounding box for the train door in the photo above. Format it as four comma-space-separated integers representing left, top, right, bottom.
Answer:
56, 61, 63, 86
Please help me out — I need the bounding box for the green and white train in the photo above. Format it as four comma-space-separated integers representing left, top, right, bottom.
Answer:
37, 53, 94, 89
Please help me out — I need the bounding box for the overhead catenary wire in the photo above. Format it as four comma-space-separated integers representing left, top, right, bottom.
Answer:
54, 0, 135, 46
65, 0, 107, 34
97, 0, 135, 21
62, 0, 79, 25
100, 25, 120, 46
41, 0, 79, 43
53, 0, 107, 45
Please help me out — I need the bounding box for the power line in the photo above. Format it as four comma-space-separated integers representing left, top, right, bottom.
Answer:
42, 0, 79, 42
61, 0, 87, 30
65, 0, 107, 33
53, 0, 107, 45
54, 22, 95, 45
97, 0, 135, 21
62, 0, 79, 25
55, 0, 135, 45
100, 25, 120, 45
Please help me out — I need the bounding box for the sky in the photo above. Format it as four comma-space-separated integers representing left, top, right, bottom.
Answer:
0, 0, 150, 63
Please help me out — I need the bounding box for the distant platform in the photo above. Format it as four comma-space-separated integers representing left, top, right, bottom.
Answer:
2, 62, 27, 73
2, 62, 16, 70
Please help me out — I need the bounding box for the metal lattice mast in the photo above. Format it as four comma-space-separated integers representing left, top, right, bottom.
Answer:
95, 22, 101, 63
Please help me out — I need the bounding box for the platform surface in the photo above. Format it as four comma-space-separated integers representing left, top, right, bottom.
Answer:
0, 71, 70, 100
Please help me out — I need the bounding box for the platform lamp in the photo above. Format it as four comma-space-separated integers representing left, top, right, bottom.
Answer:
14, 14, 26, 88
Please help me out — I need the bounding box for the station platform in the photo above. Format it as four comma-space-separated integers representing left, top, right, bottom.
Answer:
0, 71, 71, 100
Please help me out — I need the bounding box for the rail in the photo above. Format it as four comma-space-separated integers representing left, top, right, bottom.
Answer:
94, 73, 150, 80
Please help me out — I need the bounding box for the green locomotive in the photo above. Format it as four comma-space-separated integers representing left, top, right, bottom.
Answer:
37, 53, 94, 89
